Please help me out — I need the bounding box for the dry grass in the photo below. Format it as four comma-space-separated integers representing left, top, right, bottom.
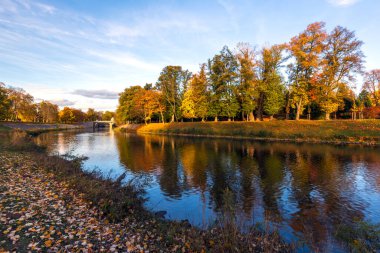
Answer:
136, 120, 380, 144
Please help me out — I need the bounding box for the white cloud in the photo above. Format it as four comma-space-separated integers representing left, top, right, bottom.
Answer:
327, 0, 360, 6
87, 50, 161, 72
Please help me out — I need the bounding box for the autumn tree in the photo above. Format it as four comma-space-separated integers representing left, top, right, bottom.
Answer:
37, 101, 59, 123
59, 107, 86, 123
181, 88, 196, 120
102, 111, 115, 121
155, 66, 191, 122
181, 64, 209, 121
0, 82, 11, 120
288, 22, 327, 120
257, 44, 286, 120
7, 87, 37, 122
208, 46, 239, 121
236, 43, 258, 121
317, 26, 364, 120
86, 108, 99, 121
136, 89, 164, 124
363, 69, 380, 106
59, 107, 74, 123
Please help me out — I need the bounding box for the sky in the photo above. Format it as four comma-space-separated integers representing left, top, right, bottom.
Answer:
0, 0, 379, 111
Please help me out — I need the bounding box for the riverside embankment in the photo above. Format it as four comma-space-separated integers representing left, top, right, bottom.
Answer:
121, 120, 380, 146
0, 122, 93, 135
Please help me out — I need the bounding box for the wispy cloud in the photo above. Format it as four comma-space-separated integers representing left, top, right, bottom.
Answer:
1, 0, 378, 110
71, 89, 119, 99
48, 99, 75, 107
87, 50, 161, 72
327, 0, 360, 6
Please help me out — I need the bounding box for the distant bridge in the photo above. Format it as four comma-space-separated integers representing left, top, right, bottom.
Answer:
93, 119, 115, 129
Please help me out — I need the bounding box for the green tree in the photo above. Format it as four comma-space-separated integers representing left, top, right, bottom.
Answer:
116, 86, 144, 124
236, 43, 258, 121
208, 46, 239, 121
258, 44, 286, 120
317, 26, 364, 120
358, 90, 372, 108
155, 66, 191, 122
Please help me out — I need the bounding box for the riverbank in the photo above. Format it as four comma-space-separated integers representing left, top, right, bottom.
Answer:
131, 120, 380, 145
0, 122, 92, 135
0, 130, 292, 252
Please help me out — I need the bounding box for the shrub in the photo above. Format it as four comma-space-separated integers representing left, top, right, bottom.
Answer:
363, 106, 380, 119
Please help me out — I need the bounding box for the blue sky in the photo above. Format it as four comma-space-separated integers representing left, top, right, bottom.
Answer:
0, 0, 379, 111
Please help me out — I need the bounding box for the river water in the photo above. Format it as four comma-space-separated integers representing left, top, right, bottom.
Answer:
35, 129, 380, 252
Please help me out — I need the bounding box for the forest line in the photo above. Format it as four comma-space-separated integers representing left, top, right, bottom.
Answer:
116, 22, 380, 124
2, 22, 380, 125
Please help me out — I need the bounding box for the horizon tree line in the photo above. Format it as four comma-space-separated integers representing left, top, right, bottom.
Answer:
117, 22, 380, 124
0, 83, 115, 123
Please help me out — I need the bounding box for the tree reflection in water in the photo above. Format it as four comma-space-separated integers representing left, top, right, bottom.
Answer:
36, 131, 380, 251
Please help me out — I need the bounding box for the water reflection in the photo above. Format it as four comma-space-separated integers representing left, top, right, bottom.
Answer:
35, 130, 380, 251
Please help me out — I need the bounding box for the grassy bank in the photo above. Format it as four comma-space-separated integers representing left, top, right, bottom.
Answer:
0, 130, 292, 252
0, 122, 91, 136
135, 120, 380, 145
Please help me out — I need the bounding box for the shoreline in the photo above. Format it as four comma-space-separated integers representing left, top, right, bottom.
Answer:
0, 129, 292, 252
136, 131, 380, 146
116, 120, 380, 146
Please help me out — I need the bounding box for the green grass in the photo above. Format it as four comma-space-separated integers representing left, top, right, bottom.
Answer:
335, 220, 380, 253
136, 120, 380, 144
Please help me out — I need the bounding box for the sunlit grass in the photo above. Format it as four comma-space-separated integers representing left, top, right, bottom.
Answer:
137, 120, 380, 144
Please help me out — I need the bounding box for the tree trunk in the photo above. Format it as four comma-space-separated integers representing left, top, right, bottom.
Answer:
256, 93, 264, 121
295, 99, 302, 121
160, 111, 165, 124
270, 115, 273, 120
248, 112, 255, 122
285, 93, 290, 120
171, 114, 175, 123
214, 116, 218, 122
325, 112, 330, 120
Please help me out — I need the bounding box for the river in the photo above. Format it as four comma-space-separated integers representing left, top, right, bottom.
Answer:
34, 129, 380, 252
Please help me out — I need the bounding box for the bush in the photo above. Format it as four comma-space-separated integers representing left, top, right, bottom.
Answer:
363, 106, 380, 119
